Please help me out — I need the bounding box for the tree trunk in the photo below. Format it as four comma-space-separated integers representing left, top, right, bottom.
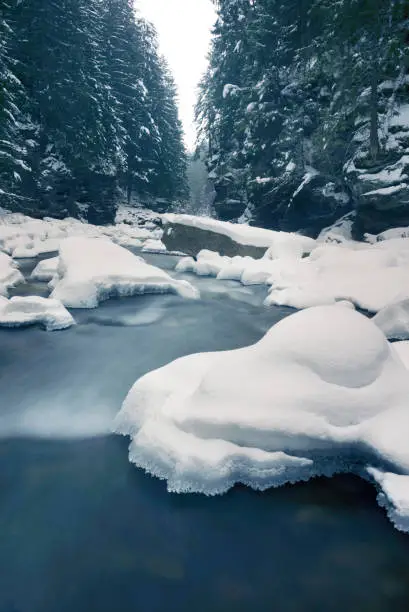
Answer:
370, 62, 380, 161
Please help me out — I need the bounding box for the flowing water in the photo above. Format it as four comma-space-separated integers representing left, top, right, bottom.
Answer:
1, 252, 409, 612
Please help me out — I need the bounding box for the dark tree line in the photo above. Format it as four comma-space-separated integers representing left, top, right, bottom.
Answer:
197, 0, 409, 235
0, 0, 188, 223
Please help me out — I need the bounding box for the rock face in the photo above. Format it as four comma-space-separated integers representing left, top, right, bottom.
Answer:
162, 220, 267, 258
281, 174, 352, 237
346, 103, 409, 236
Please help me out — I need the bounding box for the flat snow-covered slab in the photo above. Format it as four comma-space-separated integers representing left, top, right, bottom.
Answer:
114, 304, 409, 532
0, 296, 74, 331
162, 213, 315, 258
51, 236, 199, 308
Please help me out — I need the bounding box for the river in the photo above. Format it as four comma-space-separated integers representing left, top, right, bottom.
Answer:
1, 252, 409, 612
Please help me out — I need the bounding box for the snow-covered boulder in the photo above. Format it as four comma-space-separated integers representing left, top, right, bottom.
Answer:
0, 296, 74, 331
31, 257, 59, 282
373, 299, 409, 340
51, 236, 199, 308
0, 251, 24, 296
265, 238, 409, 312
114, 304, 409, 533
162, 213, 315, 259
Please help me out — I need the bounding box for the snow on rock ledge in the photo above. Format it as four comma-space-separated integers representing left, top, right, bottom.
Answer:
162, 213, 315, 259
0, 296, 74, 331
51, 236, 199, 308
114, 305, 409, 532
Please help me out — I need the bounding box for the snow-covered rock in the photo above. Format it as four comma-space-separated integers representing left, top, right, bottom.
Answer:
114, 304, 409, 534
373, 299, 409, 340
0, 296, 74, 331
141, 238, 167, 252
317, 212, 356, 243
51, 236, 199, 308
265, 239, 409, 312
162, 213, 315, 259
0, 251, 24, 296
31, 257, 59, 282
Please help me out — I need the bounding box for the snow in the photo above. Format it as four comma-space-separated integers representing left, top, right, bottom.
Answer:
51, 236, 199, 308
0, 251, 24, 295
114, 304, 409, 530
141, 238, 167, 252
0, 208, 163, 258
367, 226, 409, 242
373, 299, 409, 340
31, 256, 59, 282
393, 341, 409, 369
363, 183, 408, 197
163, 213, 316, 253
317, 213, 355, 243
390, 104, 409, 128
0, 296, 74, 331
367, 469, 409, 533
265, 239, 409, 312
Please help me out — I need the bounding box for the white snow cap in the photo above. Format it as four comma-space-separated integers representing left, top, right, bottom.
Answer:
163, 213, 316, 253
31, 256, 59, 282
51, 236, 199, 308
0, 296, 74, 331
114, 304, 409, 532
0, 251, 24, 295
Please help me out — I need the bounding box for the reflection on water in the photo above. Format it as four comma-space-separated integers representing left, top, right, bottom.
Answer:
0, 253, 409, 611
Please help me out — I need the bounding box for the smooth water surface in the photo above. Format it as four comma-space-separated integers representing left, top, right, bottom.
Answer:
1, 253, 409, 612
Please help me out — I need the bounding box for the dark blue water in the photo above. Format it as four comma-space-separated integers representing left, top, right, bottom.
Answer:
1, 254, 409, 612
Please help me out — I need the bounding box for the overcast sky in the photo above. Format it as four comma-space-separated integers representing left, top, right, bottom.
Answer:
136, 0, 216, 151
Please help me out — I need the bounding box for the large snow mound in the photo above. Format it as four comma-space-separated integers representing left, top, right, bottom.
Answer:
114, 305, 409, 528
0, 296, 74, 330
0, 251, 24, 295
163, 213, 315, 253
51, 236, 199, 308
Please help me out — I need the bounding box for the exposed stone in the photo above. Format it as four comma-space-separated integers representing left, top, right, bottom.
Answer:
162, 221, 267, 259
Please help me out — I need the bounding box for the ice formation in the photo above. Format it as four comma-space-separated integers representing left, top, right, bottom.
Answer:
51, 236, 199, 308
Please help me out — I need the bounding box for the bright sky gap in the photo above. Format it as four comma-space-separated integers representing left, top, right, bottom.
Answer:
136, 0, 216, 151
